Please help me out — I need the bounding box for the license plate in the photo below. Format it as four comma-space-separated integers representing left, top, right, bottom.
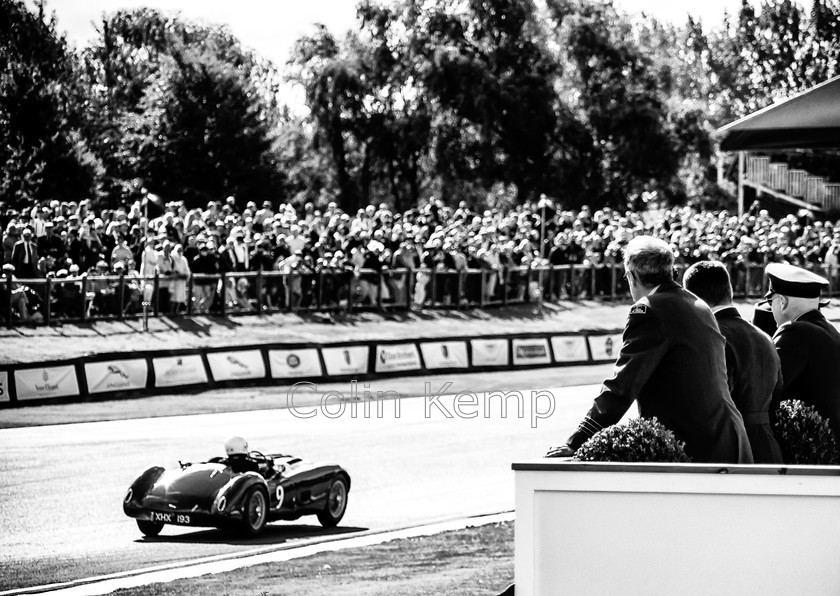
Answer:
150, 511, 191, 525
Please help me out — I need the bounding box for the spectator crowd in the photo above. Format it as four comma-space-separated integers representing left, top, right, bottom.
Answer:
2, 194, 840, 323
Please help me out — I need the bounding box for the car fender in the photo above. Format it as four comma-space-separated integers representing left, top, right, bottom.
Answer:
213, 472, 267, 514
123, 466, 165, 514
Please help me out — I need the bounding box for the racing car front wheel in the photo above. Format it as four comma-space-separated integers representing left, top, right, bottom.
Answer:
317, 477, 348, 527
241, 486, 268, 535
137, 519, 164, 537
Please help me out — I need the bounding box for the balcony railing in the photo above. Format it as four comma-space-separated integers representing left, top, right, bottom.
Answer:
2, 261, 838, 327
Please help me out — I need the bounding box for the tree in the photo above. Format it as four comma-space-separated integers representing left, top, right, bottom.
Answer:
412, 0, 579, 203
121, 48, 283, 207
549, 0, 682, 206
288, 25, 366, 210
0, 0, 100, 208
78, 9, 285, 207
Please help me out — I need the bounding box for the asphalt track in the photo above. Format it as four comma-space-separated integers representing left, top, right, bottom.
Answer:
0, 367, 618, 593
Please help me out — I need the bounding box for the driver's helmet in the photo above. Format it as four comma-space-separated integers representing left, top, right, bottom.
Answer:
224, 436, 249, 456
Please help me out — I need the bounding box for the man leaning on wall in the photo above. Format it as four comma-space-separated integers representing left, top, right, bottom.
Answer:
546, 236, 753, 464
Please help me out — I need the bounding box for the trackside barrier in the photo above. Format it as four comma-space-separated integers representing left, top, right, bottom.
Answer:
9, 260, 837, 328
0, 331, 623, 406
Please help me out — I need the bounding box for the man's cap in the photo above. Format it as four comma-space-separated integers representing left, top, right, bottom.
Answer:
761, 263, 829, 302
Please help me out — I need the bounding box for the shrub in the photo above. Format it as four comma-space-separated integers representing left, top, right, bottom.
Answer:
573, 417, 691, 463
773, 400, 840, 465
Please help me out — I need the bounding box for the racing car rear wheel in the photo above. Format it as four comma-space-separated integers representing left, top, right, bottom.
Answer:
241, 486, 268, 535
137, 519, 164, 537
317, 477, 348, 527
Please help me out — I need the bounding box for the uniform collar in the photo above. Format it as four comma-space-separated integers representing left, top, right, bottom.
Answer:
795, 309, 826, 324
713, 305, 740, 319
653, 278, 680, 294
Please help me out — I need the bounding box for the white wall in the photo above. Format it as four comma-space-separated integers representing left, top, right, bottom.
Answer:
514, 462, 840, 596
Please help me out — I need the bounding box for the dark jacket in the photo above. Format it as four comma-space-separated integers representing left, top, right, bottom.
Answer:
11, 240, 39, 278
774, 309, 840, 435
567, 280, 753, 464
715, 307, 783, 464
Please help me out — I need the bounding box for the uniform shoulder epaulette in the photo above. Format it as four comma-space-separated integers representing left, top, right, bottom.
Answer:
629, 303, 648, 315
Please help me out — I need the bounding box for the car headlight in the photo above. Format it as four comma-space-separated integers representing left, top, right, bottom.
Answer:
215, 495, 227, 512
124, 488, 133, 504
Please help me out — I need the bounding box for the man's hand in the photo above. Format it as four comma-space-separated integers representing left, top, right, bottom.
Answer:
545, 444, 575, 458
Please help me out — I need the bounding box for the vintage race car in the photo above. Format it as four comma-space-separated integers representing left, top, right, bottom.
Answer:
123, 452, 350, 536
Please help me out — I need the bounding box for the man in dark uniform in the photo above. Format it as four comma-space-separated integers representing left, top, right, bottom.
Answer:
546, 236, 752, 464
760, 263, 840, 435
684, 261, 783, 463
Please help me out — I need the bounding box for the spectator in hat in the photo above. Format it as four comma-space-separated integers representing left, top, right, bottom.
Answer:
155, 240, 176, 313
286, 224, 306, 254
110, 237, 134, 270
38, 222, 65, 263
761, 262, 840, 435
137, 237, 158, 306
171, 244, 191, 314
684, 261, 783, 463
254, 201, 275, 227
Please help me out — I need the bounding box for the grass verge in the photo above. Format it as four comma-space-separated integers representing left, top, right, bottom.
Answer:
111, 521, 514, 596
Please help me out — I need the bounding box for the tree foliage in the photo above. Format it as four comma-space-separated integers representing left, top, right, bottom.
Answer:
78, 8, 285, 207
2, 0, 839, 212
0, 0, 100, 208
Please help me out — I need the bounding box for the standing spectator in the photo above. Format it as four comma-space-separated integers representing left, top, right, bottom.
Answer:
254, 201, 275, 228
232, 232, 250, 271
219, 237, 243, 309
110, 237, 134, 270
11, 228, 40, 278
548, 233, 571, 300
824, 235, 840, 293
3, 222, 21, 265
29, 205, 47, 238
546, 236, 752, 464
183, 234, 200, 263
171, 244, 191, 313
219, 237, 240, 274
250, 235, 276, 272
139, 238, 159, 306
286, 225, 307, 254
479, 243, 502, 303
155, 240, 176, 313
38, 222, 65, 263
762, 263, 840, 436
276, 250, 306, 309
391, 238, 418, 305
684, 261, 783, 463
191, 242, 219, 313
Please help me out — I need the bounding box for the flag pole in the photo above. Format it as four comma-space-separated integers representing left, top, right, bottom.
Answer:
142, 187, 149, 239
141, 187, 149, 332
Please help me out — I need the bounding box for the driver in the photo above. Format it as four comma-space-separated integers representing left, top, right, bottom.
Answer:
224, 436, 261, 474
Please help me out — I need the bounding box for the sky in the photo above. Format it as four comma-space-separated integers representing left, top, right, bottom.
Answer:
30, 0, 750, 69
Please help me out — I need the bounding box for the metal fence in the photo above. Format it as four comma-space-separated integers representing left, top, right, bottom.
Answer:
2, 262, 838, 327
